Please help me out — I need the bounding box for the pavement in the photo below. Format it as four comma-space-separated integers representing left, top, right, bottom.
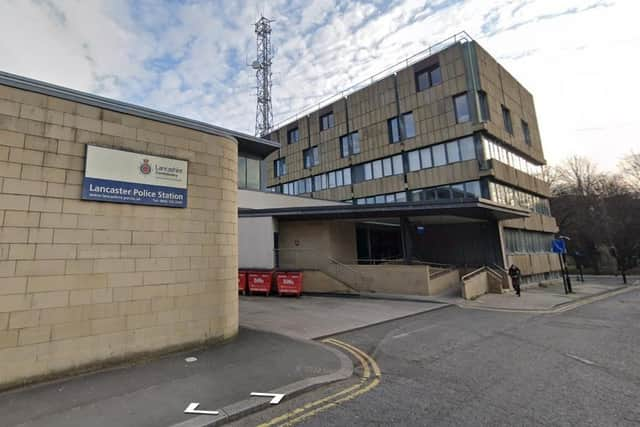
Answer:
0, 328, 349, 427
239, 295, 447, 339
233, 286, 640, 426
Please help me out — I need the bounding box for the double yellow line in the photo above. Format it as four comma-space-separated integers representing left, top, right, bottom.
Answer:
257, 338, 381, 427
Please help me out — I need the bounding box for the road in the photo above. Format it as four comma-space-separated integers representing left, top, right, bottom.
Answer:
232, 287, 640, 426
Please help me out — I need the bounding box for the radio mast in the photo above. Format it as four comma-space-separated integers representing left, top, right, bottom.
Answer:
252, 16, 274, 136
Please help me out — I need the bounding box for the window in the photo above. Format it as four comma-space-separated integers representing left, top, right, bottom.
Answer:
372, 160, 383, 179
436, 186, 451, 200
464, 181, 482, 198
246, 158, 261, 190
320, 112, 335, 131
303, 146, 319, 168
396, 192, 407, 202
314, 175, 323, 191
343, 168, 351, 185
415, 65, 442, 91
336, 170, 344, 186
454, 93, 471, 123
287, 127, 299, 144
364, 163, 373, 181
238, 157, 247, 188
478, 91, 490, 121
522, 120, 531, 145
388, 117, 401, 143
328, 171, 336, 188
408, 150, 421, 172
420, 148, 432, 169
340, 131, 360, 157
459, 136, 476, 161
392, 155, 404, 175
383, 158, 393, 176
274, 158, 286, 177
403, 112, 416, 139
432, 144, 446, 166
452, 184, 465, 199
446, 141, 461, 163
502, 106, 513, 134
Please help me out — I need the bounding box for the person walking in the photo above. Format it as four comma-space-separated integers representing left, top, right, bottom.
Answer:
508, 264, 522, 297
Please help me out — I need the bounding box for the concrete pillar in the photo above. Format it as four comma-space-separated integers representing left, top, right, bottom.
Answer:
400, 217, 414, 264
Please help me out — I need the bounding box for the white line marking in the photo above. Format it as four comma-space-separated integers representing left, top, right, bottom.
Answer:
250, 392, 285, 404
567, 353, 597, 366
184, 402, 219, 415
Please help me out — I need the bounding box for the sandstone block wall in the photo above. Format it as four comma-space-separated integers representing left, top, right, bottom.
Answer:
0, 83, 238, 388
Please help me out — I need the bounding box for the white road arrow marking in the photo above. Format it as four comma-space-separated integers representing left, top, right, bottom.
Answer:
183, 402, 219, 415
250, 392, 285, 404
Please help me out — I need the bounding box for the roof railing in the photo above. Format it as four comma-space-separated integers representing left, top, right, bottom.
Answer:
271, 31, 473, 132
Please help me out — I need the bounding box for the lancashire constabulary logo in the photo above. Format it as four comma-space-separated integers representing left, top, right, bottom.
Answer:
140, 159, 151, 175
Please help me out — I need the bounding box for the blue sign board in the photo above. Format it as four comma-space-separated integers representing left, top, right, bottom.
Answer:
81, 145, 188, 208
552, 239, 566, 254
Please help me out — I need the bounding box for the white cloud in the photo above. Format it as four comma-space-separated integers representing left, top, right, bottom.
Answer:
0, 0, 637, 170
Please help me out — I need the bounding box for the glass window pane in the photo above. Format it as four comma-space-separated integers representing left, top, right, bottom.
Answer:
238, 156, 247, 188
351, 132, 360, 154
385, 194, 395, 203
305, 178, 312, 193
336, 169, 343, 186
430, 66, 442, 86
403, 113, 415, 138
459, 136, 475, 161
416, 71, 429, 91
420, 148, 432, 168
364, 163, 373, 181
432, 144, 446, 166
425, 189, 437, 200
383, 158, 393, 176
321, 174, 328, 189
408, 151, 421, 171
454, 94, 470, 123
452, 184, 465, 198
328, 171, 336, 188
375, 195, 385, 204
396, 192, 407, 202
372, 160, 383, 179
356, 198, 365, 205
446, 141, 460, 163
343, 168, 351, 185
436, 186, 451, 200
246, 158, 260, 190
465, 181, 481, 198
366, 197, 375, 205
314, 175, 321, 192
340, 136, 349, 158
388, 118, 400, 143
392, 155, 404, 175
352, 165, 364, 183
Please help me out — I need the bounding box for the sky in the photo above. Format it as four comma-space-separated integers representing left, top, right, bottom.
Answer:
0, 0, 638, 171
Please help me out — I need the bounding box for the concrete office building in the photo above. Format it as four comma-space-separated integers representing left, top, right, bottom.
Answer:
254, 33, 560, 285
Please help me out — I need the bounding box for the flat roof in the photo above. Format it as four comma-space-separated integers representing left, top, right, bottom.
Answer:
239, 198, 529, 222
0, 70, 280, 158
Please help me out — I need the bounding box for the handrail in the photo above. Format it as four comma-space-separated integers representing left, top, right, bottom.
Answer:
461, 266, 488, 281
491, 263, 508, 273
270, 31, 473, 132
326, 257, 362, 292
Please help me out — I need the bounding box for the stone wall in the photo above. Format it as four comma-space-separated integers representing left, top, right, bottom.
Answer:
0, 83, 237, 388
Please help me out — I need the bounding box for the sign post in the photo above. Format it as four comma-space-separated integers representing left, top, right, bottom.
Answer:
552, 239, 572, 294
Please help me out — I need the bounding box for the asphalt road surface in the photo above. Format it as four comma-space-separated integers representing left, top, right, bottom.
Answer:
233, 287, 640, 426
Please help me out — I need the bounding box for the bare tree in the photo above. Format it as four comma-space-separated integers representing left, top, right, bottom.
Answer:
620, 152, 640, 192
553, 156, 606, 196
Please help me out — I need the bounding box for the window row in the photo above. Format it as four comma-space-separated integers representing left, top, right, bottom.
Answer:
352, 154, 404, 183
354, 191, 408, 205
410, 180, 482, 202
278, 167, 353, 196
406, 136, 476, 173
482, 136, 543, 177
504, 229, 554, 254
489, 181, 551, 216
238, 156, 261, 190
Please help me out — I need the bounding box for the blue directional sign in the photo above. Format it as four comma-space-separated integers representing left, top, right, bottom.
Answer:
552, 239, 566, 254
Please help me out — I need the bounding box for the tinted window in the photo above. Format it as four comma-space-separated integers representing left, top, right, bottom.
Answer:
432, 144, 446, 166
320, 112, 334, 130
430, 66, 442, 86
408, 150, 421, 171
479, 91, 490, 121
446, 141, 460, 163
420, 148, 432, 168
416, 70, 430, 92
454, 94, 470, 123
238, 156, 247, 188
436, 186, 451, 200
246, 157, 261, 190
452, 183, 465, 198
351, 132, 360, 154
372, 160, 383, 179
352, 165, 364, 183
522, 120, 531, 145
392, 155, 404, 175
502, 106, 513, 134
403, 112, 416, 138
288, 127, 299, 144
383, 158, 393, 176
340, 135, 350, 158
459, 137, 475, 161
388, 117, 400, 143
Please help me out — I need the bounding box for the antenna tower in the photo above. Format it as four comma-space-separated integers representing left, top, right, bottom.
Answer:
252, 16, 274, 136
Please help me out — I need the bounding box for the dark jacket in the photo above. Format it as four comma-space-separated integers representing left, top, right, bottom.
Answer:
508, 266, 521, 280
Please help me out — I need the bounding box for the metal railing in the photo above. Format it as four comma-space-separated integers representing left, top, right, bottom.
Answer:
271, 31, 473, 131
327, 257, 362, 292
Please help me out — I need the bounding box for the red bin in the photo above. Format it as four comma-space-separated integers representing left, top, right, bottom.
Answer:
247, 271, 274, 296
275, 272, 303, 297
238, 271, 247, 295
